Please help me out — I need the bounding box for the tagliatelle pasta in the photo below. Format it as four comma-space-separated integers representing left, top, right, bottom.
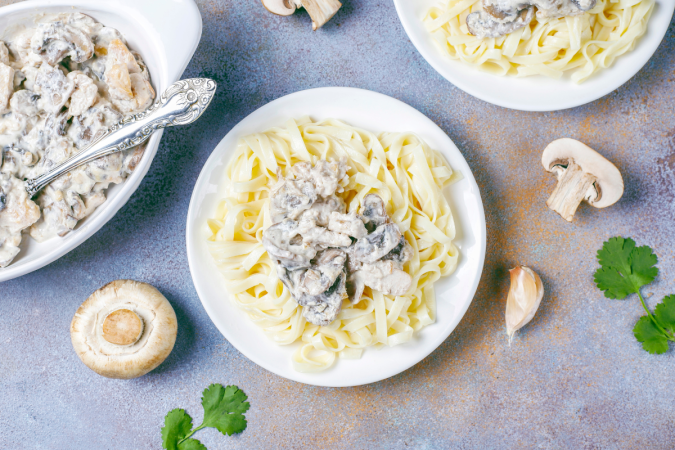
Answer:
206, 117, 460, 372
424, 0, 654, 82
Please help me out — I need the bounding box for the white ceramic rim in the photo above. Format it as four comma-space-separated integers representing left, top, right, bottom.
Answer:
393, 0, 675, 111
186, 87, 487, 387
0, 0, 202, 282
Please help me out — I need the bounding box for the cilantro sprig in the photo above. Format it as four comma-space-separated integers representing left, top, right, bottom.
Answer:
162, 384, 249, 450
594, 237, 675, 354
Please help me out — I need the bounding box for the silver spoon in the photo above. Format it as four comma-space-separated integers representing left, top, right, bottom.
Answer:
24, 77, 217, 197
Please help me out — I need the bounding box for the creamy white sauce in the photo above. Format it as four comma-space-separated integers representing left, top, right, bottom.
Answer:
0, 13, 155, 267
468, 0, 596, 38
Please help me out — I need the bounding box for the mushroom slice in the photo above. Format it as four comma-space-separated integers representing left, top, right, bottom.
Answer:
10, 90, 40, 117
297, 270, 348, 326
261, 0, 342, 30
359, 194, 390, 231
382, 235, 414, 265
34, 64, 75, 114
262, 219, 317, 269
466, 7, 534, 39
269, 172, 317, 224
541, 138, 624, 222
30, 19, 94, 65
351, 223, 402, 263
297, 248, 347, 295
328, 211, 367, 239
70, 280, 177, 379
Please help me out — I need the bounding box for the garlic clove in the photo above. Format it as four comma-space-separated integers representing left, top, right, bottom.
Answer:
505, 266, 544, 343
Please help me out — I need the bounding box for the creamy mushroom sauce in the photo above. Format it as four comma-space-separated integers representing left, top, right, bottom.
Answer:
467, 0, 596, 38
0, 13, 154, 267
262, 160, 414, 326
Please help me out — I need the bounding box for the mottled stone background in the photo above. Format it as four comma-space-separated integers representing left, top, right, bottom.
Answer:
2, 0, 675, 448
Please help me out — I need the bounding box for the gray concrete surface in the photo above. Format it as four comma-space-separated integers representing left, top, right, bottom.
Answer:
2, 0, 675, 448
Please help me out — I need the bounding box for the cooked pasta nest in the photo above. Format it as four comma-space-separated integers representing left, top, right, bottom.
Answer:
424, 0, 654, 82
206, 117, 461, 372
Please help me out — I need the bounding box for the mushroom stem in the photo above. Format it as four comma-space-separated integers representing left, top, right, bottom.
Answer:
102, 309, 144, 346
546, 160, 598, 222
301, 0, 342, 30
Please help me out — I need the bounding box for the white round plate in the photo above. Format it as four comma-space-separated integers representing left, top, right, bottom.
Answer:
393, 0, 675, 111
186, 87, 487, 387
0, 0, 202, 282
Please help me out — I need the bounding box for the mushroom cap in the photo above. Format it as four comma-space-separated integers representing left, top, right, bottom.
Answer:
541, 138, 624, 208
70, 280, 177, 379
261, 0, 299, 16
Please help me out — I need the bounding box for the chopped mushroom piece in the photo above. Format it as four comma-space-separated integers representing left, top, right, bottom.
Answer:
30, 17, 94, 65
351, 223, 402, 263
34, 64, 75, 114
269, 174, 317, 223
261, 0, 342, 30
359, 193, 389, 231
70, 280, 177, 379
541, 138, 624, 222
262, 219, 317, 269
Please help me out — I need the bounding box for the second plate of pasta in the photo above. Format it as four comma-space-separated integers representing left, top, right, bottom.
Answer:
186, 87, 486, 386
394, 0, 674, 110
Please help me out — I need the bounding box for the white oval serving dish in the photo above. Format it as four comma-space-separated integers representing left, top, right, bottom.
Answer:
0, 0, 202, 283
186, 87, 487, 387
393, 0, 675, 111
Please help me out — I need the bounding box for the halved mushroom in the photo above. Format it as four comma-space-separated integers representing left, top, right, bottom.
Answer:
70, 280, 177, 379
261, 0, 342, 30
541, 138, 624, 222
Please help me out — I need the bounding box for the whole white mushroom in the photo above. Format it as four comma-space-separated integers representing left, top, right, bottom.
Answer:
70, 279, 177, 379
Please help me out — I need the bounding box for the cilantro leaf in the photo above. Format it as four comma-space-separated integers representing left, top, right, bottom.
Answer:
654, 295, 675, 334
202, 384, 250, 436
162, 409, 193, 450
594, 267, 635, 299
161, 384, 250, 449
633, 316, 669, 354
629, 245, 659, 287
594, 237, 658, 299
178, 439, 207, 450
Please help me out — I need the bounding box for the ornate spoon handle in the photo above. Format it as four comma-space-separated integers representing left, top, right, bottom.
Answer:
24, 78, 217, 197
